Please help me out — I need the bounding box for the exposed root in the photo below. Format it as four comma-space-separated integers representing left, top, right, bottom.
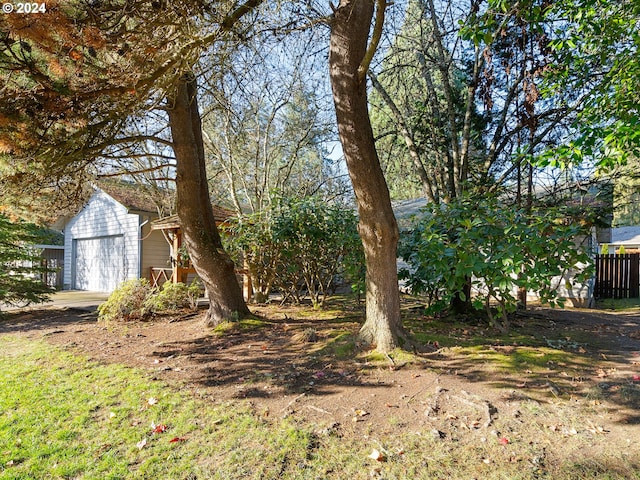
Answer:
425, 386, 497, 429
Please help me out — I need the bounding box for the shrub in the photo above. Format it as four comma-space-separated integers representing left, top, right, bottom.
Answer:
398, 195, 593, 331
224, 196, 364, 307
145, 280, 200, 312
99, 279, 202, 322
97, 278, 154, 322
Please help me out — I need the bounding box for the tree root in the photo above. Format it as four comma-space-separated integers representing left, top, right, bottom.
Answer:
424, 386, 497, 429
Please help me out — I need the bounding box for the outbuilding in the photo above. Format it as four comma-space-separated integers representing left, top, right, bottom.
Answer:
62, 183, 170, 292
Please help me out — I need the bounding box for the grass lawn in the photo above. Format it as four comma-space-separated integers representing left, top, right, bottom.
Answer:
0, 337, 314, 479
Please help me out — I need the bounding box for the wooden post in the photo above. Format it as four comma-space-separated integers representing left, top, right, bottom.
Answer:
630, 253, 640, 298
172, 230, 181, 284
242, 257, 253, 302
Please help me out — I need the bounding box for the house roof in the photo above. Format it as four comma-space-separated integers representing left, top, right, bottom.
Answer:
151, 205, 235, 231
392, 198, 428, 219
609, 226, 640, 246
98, 181, 161, 215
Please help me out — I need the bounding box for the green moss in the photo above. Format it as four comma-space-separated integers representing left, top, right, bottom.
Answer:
211, 317, 269, 336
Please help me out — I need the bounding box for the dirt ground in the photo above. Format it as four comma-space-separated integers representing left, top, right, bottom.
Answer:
2, 302, 640, 460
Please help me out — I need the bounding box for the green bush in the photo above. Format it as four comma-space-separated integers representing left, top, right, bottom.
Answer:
99, 279, 202, 322
398, 195, 593, 331
144, 280, 201, 312
97, 278, 154, 322
224, 196, 364, 307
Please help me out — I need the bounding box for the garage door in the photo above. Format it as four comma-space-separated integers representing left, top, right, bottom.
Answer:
73, 235, 125, 292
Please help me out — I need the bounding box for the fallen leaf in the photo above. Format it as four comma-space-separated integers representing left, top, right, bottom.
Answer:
136, 438, 147, 450
152, 424, 167, 434
368, 449, 386, 462
69, 49, 83, 61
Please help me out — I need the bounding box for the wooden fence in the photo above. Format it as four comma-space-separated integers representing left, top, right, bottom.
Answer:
594, 253, 640, 299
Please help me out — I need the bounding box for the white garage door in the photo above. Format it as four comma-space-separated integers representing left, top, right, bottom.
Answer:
73, 235, 125, 292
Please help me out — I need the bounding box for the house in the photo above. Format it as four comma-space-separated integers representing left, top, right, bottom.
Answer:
601, 226, 640, 253
62, 183, 171, 292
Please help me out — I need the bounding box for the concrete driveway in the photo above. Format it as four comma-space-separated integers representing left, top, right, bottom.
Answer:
2, 290, 109, 312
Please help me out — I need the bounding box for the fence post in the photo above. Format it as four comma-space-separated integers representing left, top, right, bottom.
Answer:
630, 253, 640, 298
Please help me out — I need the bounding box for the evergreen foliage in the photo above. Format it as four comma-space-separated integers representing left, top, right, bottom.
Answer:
145, 280, 201, 312
0, 214, 53, 311
97, 278, 155, 323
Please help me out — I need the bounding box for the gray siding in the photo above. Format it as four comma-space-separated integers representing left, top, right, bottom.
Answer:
140, 223, 171, 283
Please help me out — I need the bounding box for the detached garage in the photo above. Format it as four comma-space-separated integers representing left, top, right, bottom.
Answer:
63, 183, 171, 293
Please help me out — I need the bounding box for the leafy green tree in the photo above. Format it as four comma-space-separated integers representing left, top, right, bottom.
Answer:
224, 196, 363, 307
0, 214, 53, 311
398, 196, 593, 331
543, 0, 640, 168
611, 157, 640, 226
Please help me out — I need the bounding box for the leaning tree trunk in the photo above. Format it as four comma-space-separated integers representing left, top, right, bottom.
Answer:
167, 74, 250, 326
329, 0, 404, 352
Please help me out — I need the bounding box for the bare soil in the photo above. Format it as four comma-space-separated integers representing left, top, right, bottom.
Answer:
2, 302, 640, 467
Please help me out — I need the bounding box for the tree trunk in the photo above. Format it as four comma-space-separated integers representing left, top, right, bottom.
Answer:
451, 277, 473, 314
167, 74, 250, 326
329, 0, 404, 352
